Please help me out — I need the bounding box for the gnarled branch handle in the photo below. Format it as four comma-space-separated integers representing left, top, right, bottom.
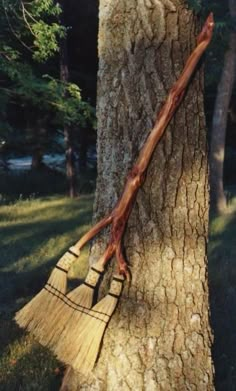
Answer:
69, 14, 214, 279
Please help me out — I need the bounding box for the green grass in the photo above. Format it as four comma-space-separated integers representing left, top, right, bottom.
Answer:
0, 184, 236, 390
0, 195, 94, 390
208, 195, 236, 390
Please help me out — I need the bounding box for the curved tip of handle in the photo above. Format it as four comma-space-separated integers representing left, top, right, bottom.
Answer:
197, 12, 214, 45
207, 12, 214, 28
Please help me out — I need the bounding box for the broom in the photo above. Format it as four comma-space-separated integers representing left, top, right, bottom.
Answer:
51, 14, 214, 373
32, 247, 114, 348
15, 13, 214, 372
15, 245, 80, 332
53, 274, 125, 375
15, 213, 113, 342
30, 263, 104, 347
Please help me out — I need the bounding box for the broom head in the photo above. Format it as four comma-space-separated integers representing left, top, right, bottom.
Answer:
54, 274, 125, 375
37, 262, 104, 349
15, 246, 80, 334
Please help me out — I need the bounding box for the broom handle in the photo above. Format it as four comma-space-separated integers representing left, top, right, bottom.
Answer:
113, 12, 215, 216
71, 14, 214, 277
73, 214, 113, 251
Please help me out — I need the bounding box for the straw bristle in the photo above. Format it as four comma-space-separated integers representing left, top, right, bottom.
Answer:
54, 274, 124, 375
37, 263, 104, 349
15, 247, 79, 334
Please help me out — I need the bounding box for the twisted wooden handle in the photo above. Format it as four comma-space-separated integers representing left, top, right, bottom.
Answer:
67, 13, 214, 279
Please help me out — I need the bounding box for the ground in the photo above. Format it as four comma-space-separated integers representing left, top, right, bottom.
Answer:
0, 181, 236, 390
0, 193, 93, 390
208, 186, 236, 390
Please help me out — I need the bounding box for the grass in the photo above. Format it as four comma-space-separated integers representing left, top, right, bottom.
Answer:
0, 172, 236, 390
0, 194, 94, 390
208, 194, 236, 390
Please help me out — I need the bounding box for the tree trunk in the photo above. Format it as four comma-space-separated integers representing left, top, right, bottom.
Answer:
210, 0, 236, 213
78, 127, 88, 171
59, 0, 77, 198
30, 119, 45, 170
31, 147, 43, 170
61, 1, 214, 389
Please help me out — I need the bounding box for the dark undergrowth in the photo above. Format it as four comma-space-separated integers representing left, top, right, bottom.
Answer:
0, 167, 96, 205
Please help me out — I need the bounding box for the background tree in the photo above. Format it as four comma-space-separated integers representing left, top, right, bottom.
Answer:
209, 0, 236, 213
59, 0, 77, 198
61, 1, 214, 389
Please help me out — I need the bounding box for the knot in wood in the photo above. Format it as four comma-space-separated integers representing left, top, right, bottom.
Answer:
128, 165, 145, 187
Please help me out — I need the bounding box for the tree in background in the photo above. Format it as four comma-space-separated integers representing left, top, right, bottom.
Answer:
187, 1, 236, 213
0, 0, 95, 195
59, 0, 77, 198
210, 0, 236, 213
61, 1, 214, 389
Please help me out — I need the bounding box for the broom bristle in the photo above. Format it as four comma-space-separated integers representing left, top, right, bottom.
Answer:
15, 246, 80, 333
37, 262, 104, 348
54, 274, 124, 374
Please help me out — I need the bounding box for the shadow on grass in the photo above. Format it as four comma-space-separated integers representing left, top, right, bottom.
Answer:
0, 212, 93, 311
0, 318, 23, 355
0, 211, 91, 267
3, 188, 236, 389
208, 209, 236, 390
0, 336, 63, 391
1, 195, 93, 256
0, 194, 95, 390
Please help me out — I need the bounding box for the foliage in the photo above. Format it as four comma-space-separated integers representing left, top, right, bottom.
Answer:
0, 0, 65, 62
41, 76, 96, 127
0, 0, 95, 162
31, 21, 65, 62
0, 57, 95, 128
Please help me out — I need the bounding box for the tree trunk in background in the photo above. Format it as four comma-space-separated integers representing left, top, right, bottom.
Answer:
78, 127, 88, 170
61, 1, 214, 389
30, 119, 45, 170
60, 0, 77, 198
210, 0, 236, 213
31, 147, 43, 170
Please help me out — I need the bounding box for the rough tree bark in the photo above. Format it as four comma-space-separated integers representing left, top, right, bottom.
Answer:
61, 1, 214, 389
60, 0, 77, 198
210, 0, 236, 213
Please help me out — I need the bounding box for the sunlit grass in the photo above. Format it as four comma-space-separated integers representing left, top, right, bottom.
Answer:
1, 189, 236, 390
0, 195, 93, 275
0, 194, 94, 390
208, 193, 236, 390
208, 195, 236, 287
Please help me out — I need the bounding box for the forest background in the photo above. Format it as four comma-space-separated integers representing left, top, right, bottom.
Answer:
0, 0, 236, 390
